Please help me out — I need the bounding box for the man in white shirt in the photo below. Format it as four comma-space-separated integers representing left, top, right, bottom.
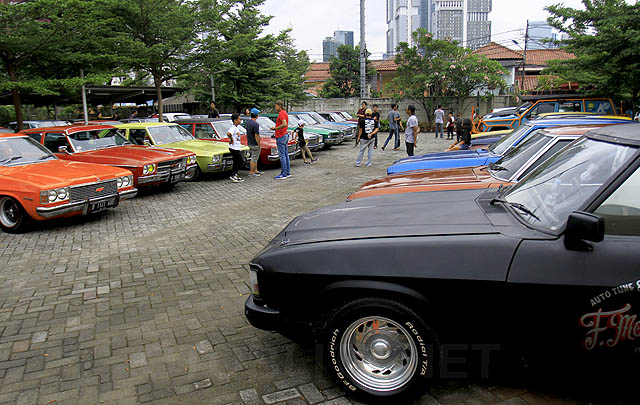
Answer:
227, 113, 245, 183
405, 105, 419, 156
434, 105, 445, 139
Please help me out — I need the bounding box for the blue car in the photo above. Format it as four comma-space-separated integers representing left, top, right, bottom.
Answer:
387, 117, 636, 175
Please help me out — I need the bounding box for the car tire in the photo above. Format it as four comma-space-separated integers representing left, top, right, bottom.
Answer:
185, 166, 201, 181
322, 297, 437, 403
0, 196, 29, 233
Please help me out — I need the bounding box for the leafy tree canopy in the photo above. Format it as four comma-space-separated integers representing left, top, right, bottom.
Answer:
545, 0, 640, 112
320, 45, 375, 98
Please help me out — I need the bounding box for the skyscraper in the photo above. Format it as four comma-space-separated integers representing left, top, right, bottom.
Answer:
528, 21, 555, 50
334, 30, 354, 48
322, 37, 342, 62
386, 0, 492, 57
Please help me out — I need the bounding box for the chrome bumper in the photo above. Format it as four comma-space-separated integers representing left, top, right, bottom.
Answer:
268, 148, 300, 161
35, 189, 138, 218
137, 167, 188, 185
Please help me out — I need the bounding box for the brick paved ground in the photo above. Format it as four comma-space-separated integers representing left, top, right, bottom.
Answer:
0, 132, 621, 404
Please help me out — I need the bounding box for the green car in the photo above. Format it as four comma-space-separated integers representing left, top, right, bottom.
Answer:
116, 123, 249, 180
263, 113, 340, 148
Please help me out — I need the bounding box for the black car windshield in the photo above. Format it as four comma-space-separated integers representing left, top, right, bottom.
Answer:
212, 121, 247, 138
330, 113, 345, 122
517, 102, 532, 115
504, 137, 637, 232
297, 114, 318, 125
256, 117, 276, 132
148, 125, 195, 144
309, 112, 327, 123
490, 132, 551, 181
0, 137, 56, 166
488, 125, 533, 155
69, 128, 130, 151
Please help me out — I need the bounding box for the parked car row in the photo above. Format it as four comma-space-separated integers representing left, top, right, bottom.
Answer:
244, 115, 640, 402
0, 111, 359, 233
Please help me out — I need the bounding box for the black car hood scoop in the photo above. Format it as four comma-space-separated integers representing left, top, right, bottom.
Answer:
284, 189, 497, 245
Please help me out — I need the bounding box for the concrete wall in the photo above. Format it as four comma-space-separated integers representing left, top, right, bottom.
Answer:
290, 95, 517, 127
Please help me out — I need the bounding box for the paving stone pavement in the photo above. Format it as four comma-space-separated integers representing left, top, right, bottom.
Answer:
0, 133, 618, 404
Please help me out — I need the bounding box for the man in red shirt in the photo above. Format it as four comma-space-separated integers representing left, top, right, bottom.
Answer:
270, 100, 290, 179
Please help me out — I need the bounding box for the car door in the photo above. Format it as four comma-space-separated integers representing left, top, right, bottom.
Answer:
506, 163, 640, 357
43, 133, 73, 158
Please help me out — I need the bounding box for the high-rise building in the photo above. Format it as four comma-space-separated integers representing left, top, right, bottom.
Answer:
334, 30, 354, 48
322, 37, 342, 62
528, 21, 555, 50
386, 0, 491, 57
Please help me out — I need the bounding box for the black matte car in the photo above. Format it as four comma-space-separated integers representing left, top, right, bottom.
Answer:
245, 123, 640, 402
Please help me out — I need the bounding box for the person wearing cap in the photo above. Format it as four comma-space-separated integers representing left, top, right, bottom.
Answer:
293, 120, 317, 165
355, 108, 378, 167
246, 108, 263, 176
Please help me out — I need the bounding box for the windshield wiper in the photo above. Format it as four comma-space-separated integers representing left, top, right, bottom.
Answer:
490, 198, 540, 222
0, 156, 22, 165
38, 155, 54, 160
489, 162, 508, 171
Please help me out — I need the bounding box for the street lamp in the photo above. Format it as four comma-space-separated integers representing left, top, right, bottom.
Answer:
512, 40, 525, 92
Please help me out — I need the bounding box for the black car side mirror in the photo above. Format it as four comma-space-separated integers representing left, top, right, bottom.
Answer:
564, 211, 604, 251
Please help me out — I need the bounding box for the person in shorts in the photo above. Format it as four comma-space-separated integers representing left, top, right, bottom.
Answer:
246, 108, 263, 176
227, 113, 245, 183
293, 121, 317, 165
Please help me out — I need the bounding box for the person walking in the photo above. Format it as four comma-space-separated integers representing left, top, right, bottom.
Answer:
246, 108, 263, 177
382, 103, 402, 151
270, 101, 290, 179
208, 101, 220, 118
294, 121, 317, 165
434, 105, 445, 138
455, 113, 463, 142
355, 109, 378, 167
446, 111, 455, 140
227, 113, 245, 183
371, 104, 380, 149
405, 105, 419, 156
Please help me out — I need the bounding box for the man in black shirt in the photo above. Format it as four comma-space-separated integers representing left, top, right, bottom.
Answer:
355, 109, 378, 167
246, 108, 263, 176
208, 101, 220, 118
372, 104, 380, 149
293, 122, 317, 165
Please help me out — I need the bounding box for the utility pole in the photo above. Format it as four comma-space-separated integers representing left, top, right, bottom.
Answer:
521, 20, 529, 93
80, 68, 89, 125
359, 0, 368, 99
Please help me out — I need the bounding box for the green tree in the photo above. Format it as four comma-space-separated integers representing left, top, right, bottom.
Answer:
545, 0, 640, 113
320, 45, 375, 98
100, 0, 200, 121
190, 0, 308, 112
0, 0, 110, 130
389, 29, 505, 125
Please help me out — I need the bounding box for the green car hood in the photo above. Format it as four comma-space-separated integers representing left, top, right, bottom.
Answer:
160, 139, 233, 156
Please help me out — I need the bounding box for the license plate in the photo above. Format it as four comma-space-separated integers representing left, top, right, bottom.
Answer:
171, 173, 184, 183
89, 197, 116, 213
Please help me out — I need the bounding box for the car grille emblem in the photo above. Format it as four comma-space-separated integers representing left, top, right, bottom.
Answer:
96, 187, 105, 192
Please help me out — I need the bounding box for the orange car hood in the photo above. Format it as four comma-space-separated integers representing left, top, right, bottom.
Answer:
349, 166, 510, 200
0, 159, 129, 189
64, 145, 186, 166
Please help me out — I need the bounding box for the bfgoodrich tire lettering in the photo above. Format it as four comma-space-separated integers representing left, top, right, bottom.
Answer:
322, 297, 437, 402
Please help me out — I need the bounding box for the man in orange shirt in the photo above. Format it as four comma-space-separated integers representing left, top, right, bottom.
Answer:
270, 101, 290, 179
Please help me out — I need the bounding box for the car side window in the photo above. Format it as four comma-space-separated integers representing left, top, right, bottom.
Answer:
194, 124, 214, 139
558, 102, 581, 112
594, 168, 640, 236
43, 133, 71, 153
129, 129, 147, 145
27, 132, 43, 143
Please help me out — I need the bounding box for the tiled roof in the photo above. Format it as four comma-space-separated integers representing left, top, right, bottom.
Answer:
515, 76, 540, 92
305, 63, 330, 82
473, 42, 523, 60
371, 59, 398, 71
525, 49, 575, 66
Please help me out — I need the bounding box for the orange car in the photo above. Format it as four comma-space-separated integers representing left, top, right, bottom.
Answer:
0, 133, 137, 233
348, 124, 611, 201
21, 125, 198, 187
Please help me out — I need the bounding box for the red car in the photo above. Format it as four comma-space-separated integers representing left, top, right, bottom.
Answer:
175, 117, 299, 166
21, 125, 198, 188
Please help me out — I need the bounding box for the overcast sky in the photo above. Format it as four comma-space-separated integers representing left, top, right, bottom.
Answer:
259, 0, 589, 62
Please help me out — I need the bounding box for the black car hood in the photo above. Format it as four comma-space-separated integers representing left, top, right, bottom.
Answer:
283, 189, 496, 245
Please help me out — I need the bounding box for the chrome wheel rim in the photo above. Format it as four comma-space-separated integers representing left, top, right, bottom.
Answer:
0, 197, 19, 228
340, 316, 418, 392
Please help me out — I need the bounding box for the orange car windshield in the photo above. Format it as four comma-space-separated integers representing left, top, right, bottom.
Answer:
68, 129, 130, 152
0, 137, 55, 166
